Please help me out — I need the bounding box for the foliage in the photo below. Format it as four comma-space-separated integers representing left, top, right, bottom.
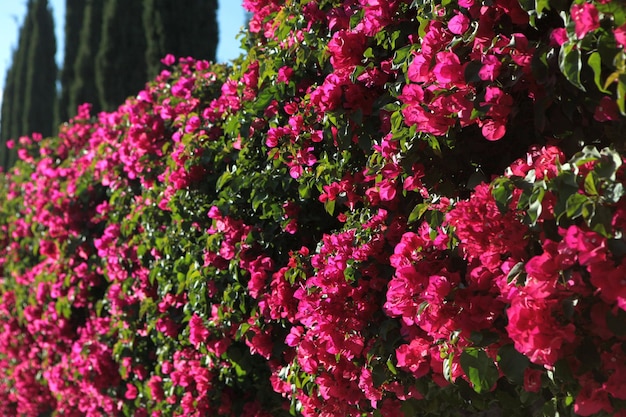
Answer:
1, 0, 626, 416
23, 0, 57, 139
0, 51, 17, 169
95, 0, 148, 111
143, 0, 219, 79
68, 0, 105, 117
66, 0, 219, 118
56, 0, 88, 125
0, 0, 36, 170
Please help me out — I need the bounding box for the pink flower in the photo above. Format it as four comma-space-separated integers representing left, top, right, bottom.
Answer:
246, 326, 273, 359
506, 295, 576, 366
161, 54, 176, 66
550, 28, 568, 46
358, 368, 383, 406
574, 377, 613, 416
184, 115, 201, 133
399, 84, 424, 103
478, 55, 502, 81
360, 0, 399, 36
396, 338, 431, 378
594, 96, 620, 122
148, 376, 164, 401
523, 368, 543, 393
402, 103, 455, 136
432, 51, 463, 84
310, 72, 345, 112
588, 259, 626, 309
571, 3, 600, 39
277, 66, 294, 83
481, 119, 506, 141
327, 30, 366, 70
407, 54, 431, 83
125, 383, 138, 400
188, 314, 209, 348
615, 23, 626, 48
156, 317, 179, 338
378, 179, 397, 201
480, 86, 513, 141
448, 13, 470, 35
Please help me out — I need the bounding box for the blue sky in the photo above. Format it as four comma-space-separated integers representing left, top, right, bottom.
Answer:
0, 0, 245, 107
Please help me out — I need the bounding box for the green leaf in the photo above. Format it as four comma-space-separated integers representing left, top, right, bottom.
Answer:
597, 1, 626, 26
408, 203, 429, 223
528, 186, 545, 224
552, 358, 575, 384
589, 204, 611, 237
583, 172, 599, 196
298, 182, 311, 199
542, 398, 557, 417
372, 364, 388, 387
253, 88, 275, 113
464, 61, 483, 83
595, 150, 622, 181
460, 348, 499, 393
491, 177, 514, 213
216, 170, 232, 192
392, 45, 412, 69
587, 52, 609, 93
443, 351, 455, 383
426, 134, 442, 156
565, 193, 589, 219
618, 74, 626, 115
386, 358, 398, 375
469, 330, 500, 347
507, 261, 526, 284
605, 182, 624, 204
604, 71, 620, 91
535, 0, 550, 16
324, 199, 336, 215
559, 43, 585, 91
55, 298, 72, 320
498, 344, 530, 385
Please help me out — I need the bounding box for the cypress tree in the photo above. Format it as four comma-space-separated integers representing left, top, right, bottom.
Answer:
95, 0, 147, 111
0, 1, 36, 169
57, 0, 87, 124
9, 1, 35, 142
23, 0, 57, 139
0, 52, 17, 170
143, 0, 219, 79
69, 0, 105, 116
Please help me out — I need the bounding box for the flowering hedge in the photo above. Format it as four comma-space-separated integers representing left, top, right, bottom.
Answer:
2, 0, 626, 416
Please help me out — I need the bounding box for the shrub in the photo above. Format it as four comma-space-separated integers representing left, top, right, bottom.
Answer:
1, 0, 626, 416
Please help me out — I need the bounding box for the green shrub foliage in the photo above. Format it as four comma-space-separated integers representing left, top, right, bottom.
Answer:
1, 0, 626, 416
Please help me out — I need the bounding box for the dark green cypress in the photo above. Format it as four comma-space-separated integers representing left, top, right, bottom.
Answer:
23, 0, 57, 139
9, 1, 35, 143
95, 0, 147, 111
143, 0, 219, 79
56, 0, 87, 124
0, 1, 37, 169
0, 52, 17, 170
69, 0, 105, 116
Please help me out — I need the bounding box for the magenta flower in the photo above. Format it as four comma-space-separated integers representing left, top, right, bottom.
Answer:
571, 3, 600, 38
448, 13, 470, 35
